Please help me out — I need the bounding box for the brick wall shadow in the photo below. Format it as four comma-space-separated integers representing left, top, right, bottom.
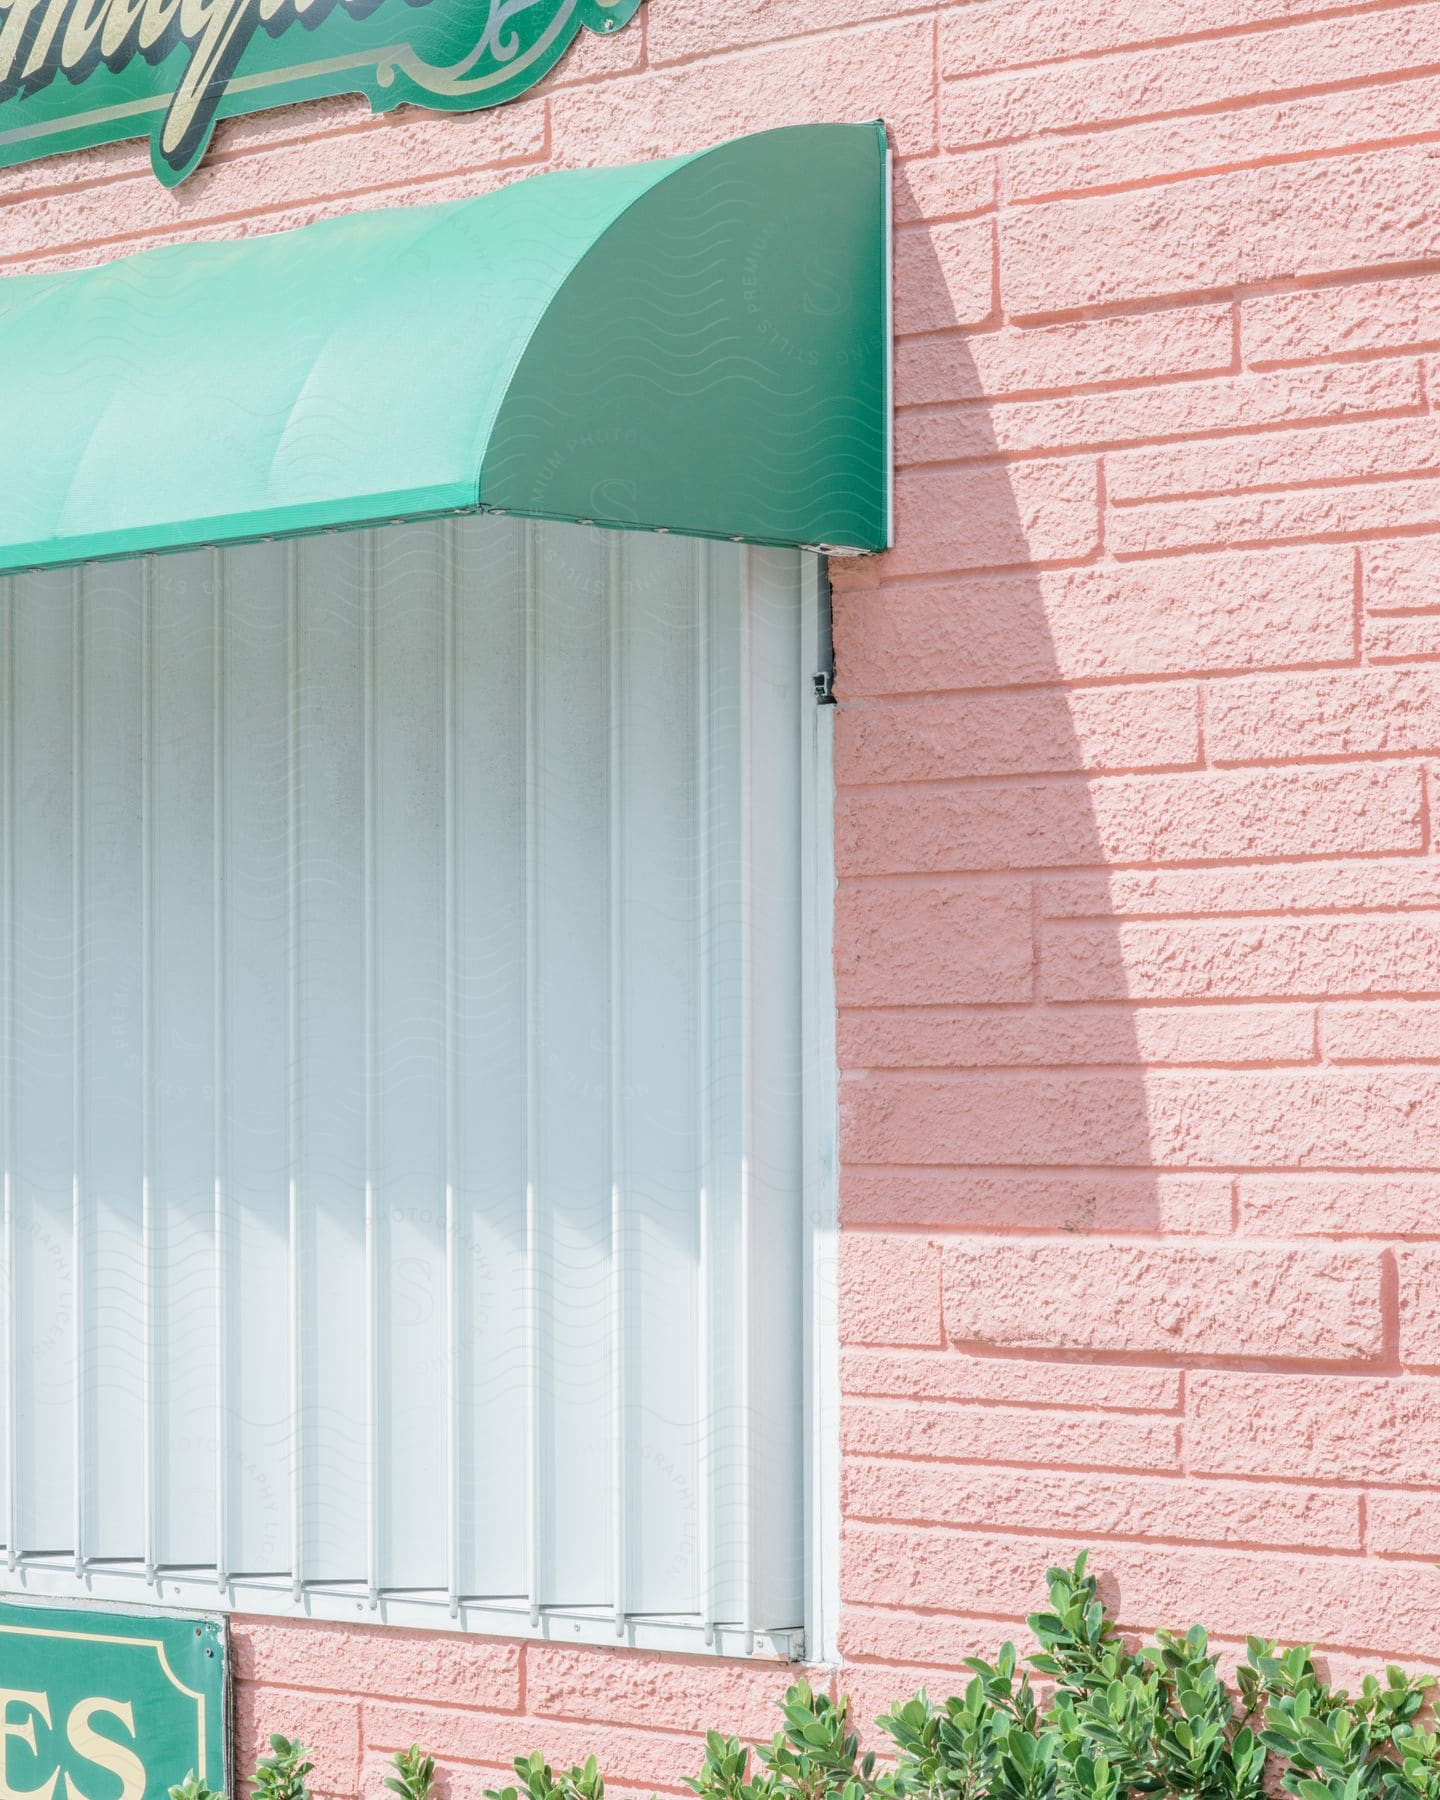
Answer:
830, 192, 1208, 1701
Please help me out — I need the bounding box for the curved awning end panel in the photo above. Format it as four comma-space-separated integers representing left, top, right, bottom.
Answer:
482, 122, 892, 555
0, 123, 890, 575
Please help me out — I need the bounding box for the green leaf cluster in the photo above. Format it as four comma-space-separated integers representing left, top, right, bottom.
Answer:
689, 1681, 879, 1800
872, 1557, 1435, 1800
1253, 1645, 1437, 1800
252, 1735, 316, 1800
169, 1774, 223, 1800
389, 1746, 439, 1800
487, 1749, 608, 1800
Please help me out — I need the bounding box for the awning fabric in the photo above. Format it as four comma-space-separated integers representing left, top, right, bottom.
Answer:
0, 122, 890, 575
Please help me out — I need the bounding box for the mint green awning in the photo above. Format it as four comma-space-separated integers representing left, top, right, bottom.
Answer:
0, 123, 890, 574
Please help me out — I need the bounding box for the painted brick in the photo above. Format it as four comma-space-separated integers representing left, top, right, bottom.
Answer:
840, 1002, 1316, 1069
1109, 476, 1440, 557
1397, 1247, 1440, 1368
1365, 612, 1440, 663
837, 685, 1199, 784
1187, 1372, 1440, 1483
839, 1606, 1015, 1673
939, 0, 1368, 77
835, 879, 1034, 1007
234, 1689, 363, 1794
549, 20, 939, 163
230, 1618, 522, 1707
546, 14, 648, 85
841, 1169, 1233, 1233
1042, 915, 1440, 1003
1240, 1175, 1440, 1236
839, 1233, 943, 1345
376, 1765, 672, 1800
836, 766, 1424, 877
1011, 73, 1440, 204
1324, 1002, 1440, 1062
1042, 859, 1440, 919
647, 0, 929, 63
895, 306, 1234, 406
421, 1771, 665, 1800
1110, 415, 1440, 507
1313, 1647, 1440, 1689
840, 1347, 1181, 1411
524, 1646, 805, 1740
944, 6, 1440, 148
842, 1530, 1440, 1659
1249, 274, 1440, 368
883, 460, 1100, 576
1208, 667, 1440, 764
941, 1239, 1382, 1359
900, 360, 1418, 464
1365, 1491, 1440, 1556
362, 1704, 704, 1789
842, 1664, 994, 1743
843, 1459, 1361, 1550
1001, 148, 1440, 316
833, 548, 1354, 695
7, 174, 538, 279
0, 93, 359, 199
895, 220, 995, 335
843, 1067, 1440, 1170
895, 153, 999, 224
0, 105, 552, 269
841, 1398, 1181, 1471
1364, 539, 1440, 614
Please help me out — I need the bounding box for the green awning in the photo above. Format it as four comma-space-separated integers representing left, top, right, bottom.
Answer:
0, 122, 890, 574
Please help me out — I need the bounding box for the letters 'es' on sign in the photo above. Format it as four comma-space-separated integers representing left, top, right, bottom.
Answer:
0, 0, 644, 187
0, 1602, 227, 1800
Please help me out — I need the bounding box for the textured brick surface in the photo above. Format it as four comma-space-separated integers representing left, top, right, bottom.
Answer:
1042, 915, 1440, 1002
941, 1241, 1383, 1359
1240, 1175, 1440, 1235
27, 0, 1438, 1771
1187, 1373, 1440, 1483
836, 879, 1034, 1006
843, 1461, 1361, 1550
838, 766, 1425, 875
842, 1530, 1440, 1659
900, 360, 1419, 465
840, 1233, 944, 1346
843, 1396, 1181, 1470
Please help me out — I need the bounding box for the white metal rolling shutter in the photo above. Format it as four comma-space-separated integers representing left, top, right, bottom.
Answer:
0, 517, 822, 1656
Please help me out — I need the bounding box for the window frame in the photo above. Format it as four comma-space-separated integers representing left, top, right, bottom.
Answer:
0, 536, 838, 1664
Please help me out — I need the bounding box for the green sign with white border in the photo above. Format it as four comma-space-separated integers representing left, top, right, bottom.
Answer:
0, 1601, 227, 1800
0, 0, 644, 188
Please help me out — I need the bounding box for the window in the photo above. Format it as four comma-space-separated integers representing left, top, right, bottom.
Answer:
0, 518, 832, 1657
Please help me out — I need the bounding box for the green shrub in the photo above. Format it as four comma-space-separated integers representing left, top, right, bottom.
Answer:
252, 1735, 315, 1800
489, 1556, 1435, 1800
882, 1555, 1434, 1800
272, 1556, 1440, 1800
389, 1747, 439, 1800
169, 1775, 223, 1800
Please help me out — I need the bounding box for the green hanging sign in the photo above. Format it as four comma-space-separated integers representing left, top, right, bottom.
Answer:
0, 0, 643, 188
0, 1601, 227, 1800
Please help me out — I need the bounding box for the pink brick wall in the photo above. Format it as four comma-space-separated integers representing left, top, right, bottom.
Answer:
10, 0, 1440, 1789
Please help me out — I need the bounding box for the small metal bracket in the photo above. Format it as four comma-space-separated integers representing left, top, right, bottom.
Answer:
812, 670, 835, 705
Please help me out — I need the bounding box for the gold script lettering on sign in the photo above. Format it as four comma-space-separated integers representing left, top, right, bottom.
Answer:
0, 1692, 57, 1800
0, 1693, 148, 1800
62, 1701, 145, 1800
